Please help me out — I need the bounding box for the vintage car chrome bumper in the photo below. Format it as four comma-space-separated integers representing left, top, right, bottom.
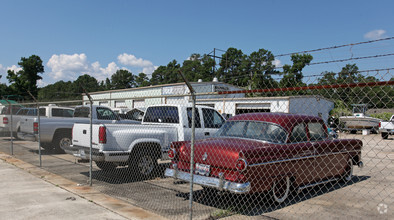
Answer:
164, 165, 251, 194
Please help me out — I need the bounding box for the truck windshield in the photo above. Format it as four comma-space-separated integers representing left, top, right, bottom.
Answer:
144, 106, 179, 124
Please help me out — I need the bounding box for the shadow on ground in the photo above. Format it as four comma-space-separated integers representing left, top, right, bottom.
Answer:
80, 163, 170, 184
175, 175, 370, 218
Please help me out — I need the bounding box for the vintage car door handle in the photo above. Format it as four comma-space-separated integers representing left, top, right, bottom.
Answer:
205, 132, 210, 136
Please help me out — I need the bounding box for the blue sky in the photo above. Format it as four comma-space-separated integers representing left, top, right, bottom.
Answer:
1, 0, 393, 87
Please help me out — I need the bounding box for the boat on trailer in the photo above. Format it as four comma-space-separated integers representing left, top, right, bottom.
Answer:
339, 104, 380, 131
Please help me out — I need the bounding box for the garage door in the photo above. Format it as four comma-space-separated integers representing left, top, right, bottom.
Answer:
236, 103, 270, 114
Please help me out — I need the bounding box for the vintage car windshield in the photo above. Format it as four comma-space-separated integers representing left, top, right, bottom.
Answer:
216, 120, 288, 143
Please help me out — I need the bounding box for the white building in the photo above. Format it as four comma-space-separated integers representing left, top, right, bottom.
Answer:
196, 96, 334, 123
83, 80, 334, 122
83, 80, 245, 108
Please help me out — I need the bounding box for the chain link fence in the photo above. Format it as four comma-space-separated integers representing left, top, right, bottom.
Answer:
0, 70, 393, 219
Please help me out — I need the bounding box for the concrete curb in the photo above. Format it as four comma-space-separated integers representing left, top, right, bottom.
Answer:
0, 152, 167, 220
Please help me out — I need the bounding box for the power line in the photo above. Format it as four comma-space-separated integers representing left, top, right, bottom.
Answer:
309, 53, 394, 65
219, 67, 394, 81
275, 36, 394, 57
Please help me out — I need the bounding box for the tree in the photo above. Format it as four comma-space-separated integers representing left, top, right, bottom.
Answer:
7, 55, 44, 99
180, 54, 216, 83
199, 54, 216, 82
181, 54, 203, 82
318, 71, 337, 85
135, 73, 150, 87
150, 60, 181, 85
150, 66, 167, 85
217, 48, 249, 87
248, 49, 279, 91
38, 80, 75, 101
279, 54, 313, 89
72, 74, 100, 94
337, 64, 360, 84
336, 64, 361, 105
163, 60, 181, 84
111, 70, 135, 89
105, 78, 112, 90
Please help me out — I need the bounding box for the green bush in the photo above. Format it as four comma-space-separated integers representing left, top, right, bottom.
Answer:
330, 100, 352, 117
370, 112, 393, 121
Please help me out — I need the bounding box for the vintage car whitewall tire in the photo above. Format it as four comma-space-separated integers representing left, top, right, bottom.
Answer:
272, 176, 291, 204
341, 159, 354, 182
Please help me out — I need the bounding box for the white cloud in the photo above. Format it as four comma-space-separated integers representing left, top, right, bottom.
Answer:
46, 53, 156, 83
7, 65, 22, 73
142, 66, 158, 76
37, 79, 48, 88
47, 53, 123, 82
272, 59, 282, 68
364, 29, 387, 40
0, 64, 22, 84
47, 53, 89, 80
117, 53, 154, 67
90, 61, 120, 80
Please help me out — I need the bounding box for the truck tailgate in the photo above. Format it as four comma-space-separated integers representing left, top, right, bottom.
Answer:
20, 117, 36, 134
72, 123, 100, 149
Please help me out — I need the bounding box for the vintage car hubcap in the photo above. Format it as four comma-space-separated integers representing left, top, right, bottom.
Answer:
273, 176, 290, 203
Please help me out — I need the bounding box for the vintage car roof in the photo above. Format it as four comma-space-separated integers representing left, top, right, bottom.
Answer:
228, 113, 323, 131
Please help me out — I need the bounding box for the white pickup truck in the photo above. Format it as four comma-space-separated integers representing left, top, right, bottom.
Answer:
69, 104, 226, 178
1, 104, 74, 137
19, 105, 140, 152
379, 114, 394, 139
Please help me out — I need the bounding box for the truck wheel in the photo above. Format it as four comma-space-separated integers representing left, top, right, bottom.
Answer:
130, 150, 158, 179
95, 161, 117, 171
53, 133, 71, 153
272, 176, 291, 204
381, 132, 389, 139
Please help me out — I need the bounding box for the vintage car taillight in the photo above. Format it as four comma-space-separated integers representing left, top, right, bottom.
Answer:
3, 117, 8, 125
168, 148, 176, 159
236, 158, 248, 172
179, 145, 185, 155
33, 122, 39, 134
98, 126, 106, 144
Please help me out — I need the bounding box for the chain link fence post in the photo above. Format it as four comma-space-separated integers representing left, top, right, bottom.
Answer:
82, 87, 94, 186
3, 98, 14, 155
27, 91, 42, 167
179, 71, 196, 220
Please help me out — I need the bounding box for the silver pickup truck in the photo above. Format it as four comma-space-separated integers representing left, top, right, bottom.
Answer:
19, 105, 140, 152
1, 104, 74, 137
69, 104, 226, 178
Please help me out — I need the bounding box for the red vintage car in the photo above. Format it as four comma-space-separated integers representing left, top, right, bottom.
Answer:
165, 113, 363, 203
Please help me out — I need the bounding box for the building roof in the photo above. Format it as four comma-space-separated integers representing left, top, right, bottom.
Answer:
85, 81, 244, 95
197, 95, 333, 103
0, 100, 19, 105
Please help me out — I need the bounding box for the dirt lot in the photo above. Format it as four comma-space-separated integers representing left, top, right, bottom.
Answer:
0, 133, 392, 220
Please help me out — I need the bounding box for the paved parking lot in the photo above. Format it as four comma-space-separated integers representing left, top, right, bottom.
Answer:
0, 133, 393, 219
